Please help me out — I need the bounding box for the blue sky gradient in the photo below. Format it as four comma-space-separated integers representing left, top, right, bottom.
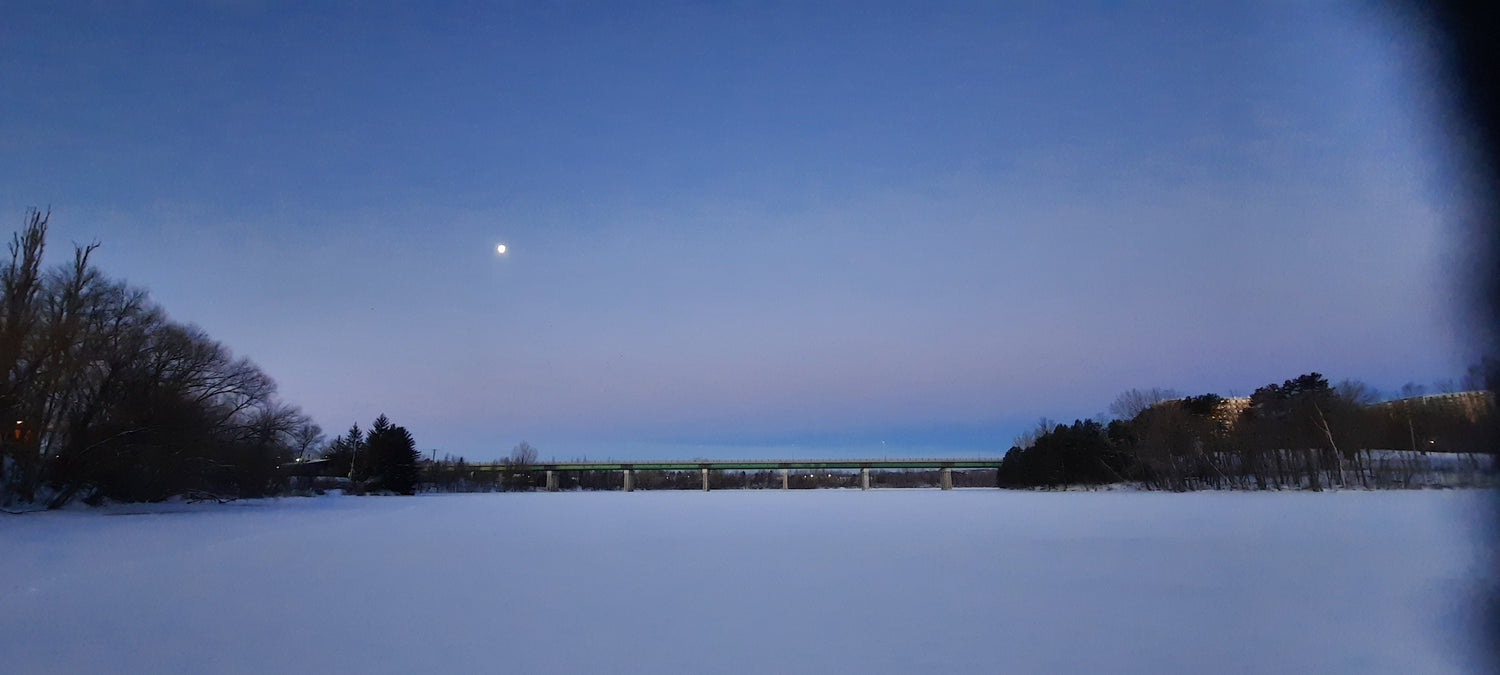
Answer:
0, 1, 1470, 460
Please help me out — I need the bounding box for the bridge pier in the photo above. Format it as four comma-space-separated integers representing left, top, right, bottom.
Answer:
701, 467, 710, 491
546, 470, 559, 492
623, 469, 633, 492
780, 469, 789, 490
940, 467, 953, 490
860, 467, 870, 490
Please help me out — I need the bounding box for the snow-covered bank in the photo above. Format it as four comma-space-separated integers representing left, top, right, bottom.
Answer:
2, 490, 1494, 673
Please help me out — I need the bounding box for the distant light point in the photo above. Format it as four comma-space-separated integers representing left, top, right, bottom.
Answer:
495, 243, 507, 255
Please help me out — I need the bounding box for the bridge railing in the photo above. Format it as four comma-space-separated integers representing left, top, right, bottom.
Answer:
473, 458, 1004, 492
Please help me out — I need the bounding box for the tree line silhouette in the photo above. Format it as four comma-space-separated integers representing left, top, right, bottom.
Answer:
0, 210, 325, 507
997, 372, 1497, 490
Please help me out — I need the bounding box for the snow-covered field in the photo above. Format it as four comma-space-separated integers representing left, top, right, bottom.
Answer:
2, 490, 1495, 673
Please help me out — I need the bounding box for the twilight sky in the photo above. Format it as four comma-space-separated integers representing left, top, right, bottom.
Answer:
0, 2, 1474, 460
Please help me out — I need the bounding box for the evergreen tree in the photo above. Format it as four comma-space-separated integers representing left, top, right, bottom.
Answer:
386, 425, 420, 494
1243, 373, 1338, 490
997, 419, 1132, 488
360, 414, 420, 494
323, 424, 362, 478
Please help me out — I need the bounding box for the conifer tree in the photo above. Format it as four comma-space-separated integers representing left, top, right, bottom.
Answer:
323, 424, 362, 479
361, 414, 420, 494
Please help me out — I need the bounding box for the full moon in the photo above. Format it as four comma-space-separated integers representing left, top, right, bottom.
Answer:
495, 243, 507, 255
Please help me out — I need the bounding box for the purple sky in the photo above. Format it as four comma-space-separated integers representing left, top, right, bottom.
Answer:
0, 2, 1473, 460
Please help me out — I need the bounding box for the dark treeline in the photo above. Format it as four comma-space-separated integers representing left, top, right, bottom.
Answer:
0, 210, 321, 507
998, 372, 1498, 490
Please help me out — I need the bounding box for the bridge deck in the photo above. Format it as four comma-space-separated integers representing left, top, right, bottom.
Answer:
480, 458, 1004, 472
282, 457, 1003, 490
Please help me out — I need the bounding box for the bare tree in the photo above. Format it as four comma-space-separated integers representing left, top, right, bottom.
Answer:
1108, 388, 1179, 420
0, 211, 327, 505
1335, 379, 1380, 406
508, 441, 538, 466
500, 441, 539, 491
0, 210, 50, 501
1012, 417, 1055, 450
290, 422, 325, 460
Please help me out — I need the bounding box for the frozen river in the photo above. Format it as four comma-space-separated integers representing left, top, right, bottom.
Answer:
2, 489, 1494, 673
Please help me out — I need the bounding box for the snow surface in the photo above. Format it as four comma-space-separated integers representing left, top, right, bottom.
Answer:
1, 490, 1494, 673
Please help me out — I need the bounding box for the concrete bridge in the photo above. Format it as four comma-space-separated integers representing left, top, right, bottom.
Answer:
472, 458, 1006, 491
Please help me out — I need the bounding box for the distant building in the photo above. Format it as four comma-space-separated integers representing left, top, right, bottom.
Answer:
1370, 390, 1495, 423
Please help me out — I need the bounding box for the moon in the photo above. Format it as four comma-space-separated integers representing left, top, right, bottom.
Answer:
495, 243, 507, 255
